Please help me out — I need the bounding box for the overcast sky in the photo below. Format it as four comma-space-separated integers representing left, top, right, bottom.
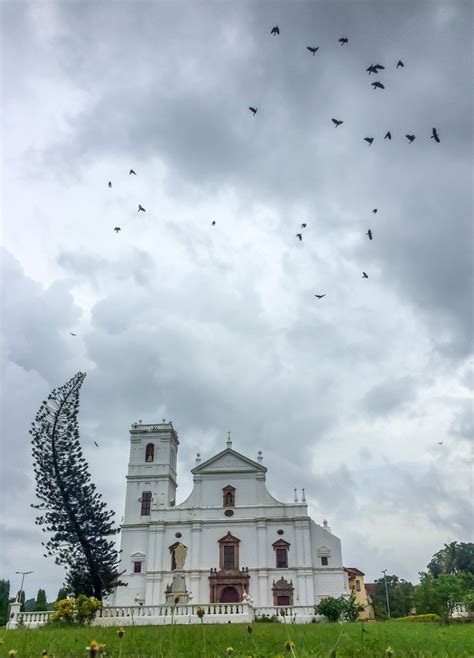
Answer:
1, 1, 472, 602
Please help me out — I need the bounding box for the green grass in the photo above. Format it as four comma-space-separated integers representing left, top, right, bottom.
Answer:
1, 621, 473, 657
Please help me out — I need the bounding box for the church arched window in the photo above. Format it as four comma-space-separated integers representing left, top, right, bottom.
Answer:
223, 485, 236, 508
145, 443, 154, 462
273, 539, 290, 568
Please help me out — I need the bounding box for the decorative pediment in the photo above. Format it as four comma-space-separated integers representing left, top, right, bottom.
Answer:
272, 577, 294, 591
272, 539, 291, 550
218, 531, 240, 545
316, 545, 331, 556
192, 448, 266, 475
130, 552, 146, 559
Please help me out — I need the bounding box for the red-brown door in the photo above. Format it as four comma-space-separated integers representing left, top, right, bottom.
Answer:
219, 586, 239, 603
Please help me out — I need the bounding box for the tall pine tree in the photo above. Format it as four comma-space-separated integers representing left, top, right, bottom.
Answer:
0, 580, 10, 626
30, 371, 123, 600
34, 589, 47, 611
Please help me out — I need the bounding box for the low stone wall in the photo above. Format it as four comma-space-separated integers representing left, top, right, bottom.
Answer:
7, 602, 324, 628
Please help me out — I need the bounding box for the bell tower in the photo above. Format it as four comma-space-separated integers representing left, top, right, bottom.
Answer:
123, 421, 179, 524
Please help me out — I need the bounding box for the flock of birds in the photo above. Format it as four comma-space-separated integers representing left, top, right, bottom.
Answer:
251, 26, 442, 296
68, 21, 443, 328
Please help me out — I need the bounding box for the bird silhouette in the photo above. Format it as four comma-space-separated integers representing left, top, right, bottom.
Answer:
307, 46, 319, 55
129, 169, 137, 175
371, 81, 385, 90
372, 208, 378, 214
384, 131, 392, 140
94, 441, 99, 447
301, 223, 307, 228
114, 227, 121, 233
69, 333, 77, 336
314, 294, 326, 299
362, 272, 368, 278
331, 118, 343, 127
338, 37, 348, 45
396, 60, 404, 68
271, 25, 280, 35
138, 204, 146, 212
405, 134, 416, 143
431, 127, 440, 143
296, 233, 302, 241
366, 65, 378, 74
364, 137, 374, 145
438, 441, 443, 445
374, 64, 385, 71
366, 229, 373, 240
211, 221, 216, 226
108, 181, 112, 188
249, 106, 257, 116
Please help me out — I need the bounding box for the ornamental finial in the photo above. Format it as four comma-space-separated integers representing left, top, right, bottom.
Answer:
226, 431, 232, 448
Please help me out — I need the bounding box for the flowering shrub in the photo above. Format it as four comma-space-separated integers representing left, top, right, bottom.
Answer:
50, 596, 102, 625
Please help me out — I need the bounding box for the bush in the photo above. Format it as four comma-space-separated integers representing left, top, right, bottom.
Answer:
254, 614, 279, 623
315, 597, 346, 622
50, 596, 101, 625
393, 613, 441, 622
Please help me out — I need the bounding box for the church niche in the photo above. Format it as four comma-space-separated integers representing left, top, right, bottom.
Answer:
222, 485, 236, 508
209, 532, 250, 603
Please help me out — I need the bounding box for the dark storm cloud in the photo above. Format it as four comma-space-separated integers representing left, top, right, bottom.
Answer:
13, 0, 470, 360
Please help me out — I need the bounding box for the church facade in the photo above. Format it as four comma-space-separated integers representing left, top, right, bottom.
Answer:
113, 422, 348, 608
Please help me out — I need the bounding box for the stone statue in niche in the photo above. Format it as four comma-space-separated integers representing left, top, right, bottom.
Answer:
174, 543, 187, 570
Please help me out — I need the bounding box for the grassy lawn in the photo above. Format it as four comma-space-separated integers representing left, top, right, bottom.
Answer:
1, 621, 473, 657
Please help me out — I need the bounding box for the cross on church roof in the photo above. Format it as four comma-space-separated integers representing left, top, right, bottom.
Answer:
226, 431, 232, 448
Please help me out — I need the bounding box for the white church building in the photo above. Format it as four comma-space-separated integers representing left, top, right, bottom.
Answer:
113, 421, 347, 609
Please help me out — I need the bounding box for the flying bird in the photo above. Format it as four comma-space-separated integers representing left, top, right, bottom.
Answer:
331, 118, 343, 127
374, 64, 385, 71
362, 272, 368, 278
396, 60, 404, 68
366, 229, 373, 240
108, 181, 112, 188
129, 169, 137, 175
249, 106, 257, 116
270, 25, 280, 35
301, 223, 307, 228
405, 134, 416, 143
438, 441, 443, 445
296, 233, 302, 241
366, 65, 378, 74
431, 127, 440, 143
94, 441, 99, 447
384, 131, 392, 140
69, 333, 77, 336
307, 46, 319, 55
372, 208, 378, 214
364, 137, 374, 145
338, 37, 348, 45
114, 227, 121, 233
314, 294, 326, 299
211, 220, 216, 226
371, 81, 385, 90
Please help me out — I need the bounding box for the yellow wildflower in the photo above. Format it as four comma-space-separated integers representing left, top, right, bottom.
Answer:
226, 648, 234, 655
285, 640, 295, 652
386, 648, 394, 657
86, 640, 99, 657
117, 627, 125, 638
8, 651, 17, 658
98, 644, 107, 655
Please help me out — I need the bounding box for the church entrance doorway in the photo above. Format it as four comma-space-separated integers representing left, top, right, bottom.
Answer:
219, 586, 239, 603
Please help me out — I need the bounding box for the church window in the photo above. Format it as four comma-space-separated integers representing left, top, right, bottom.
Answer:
272, 577, 294, 606
276, 548, 288, 568
223, 485, 236, 507
273, 539, 290, 569
277, 595, 290, 605
218, 532, 240, 570
140, 491, 152, 515
133, 561, 142, 574
321, 556, 328, 566
355, 579, 361, 591
145, 443, 154, 462
224, 545, 235, 569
